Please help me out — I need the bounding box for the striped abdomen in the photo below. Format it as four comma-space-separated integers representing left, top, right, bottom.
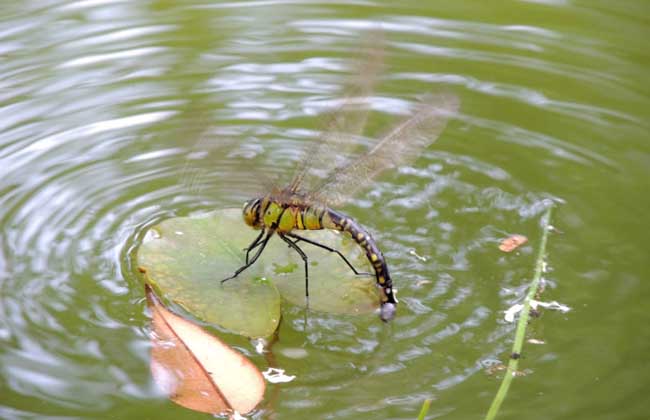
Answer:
320, 208, 397, 316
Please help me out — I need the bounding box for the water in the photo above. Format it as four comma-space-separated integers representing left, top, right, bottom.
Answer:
1, 1, 648, 419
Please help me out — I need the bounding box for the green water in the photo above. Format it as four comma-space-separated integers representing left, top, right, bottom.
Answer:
0, 1, 648, 419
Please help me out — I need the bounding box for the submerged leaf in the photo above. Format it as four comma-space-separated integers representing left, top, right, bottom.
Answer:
146, 285, 265, 416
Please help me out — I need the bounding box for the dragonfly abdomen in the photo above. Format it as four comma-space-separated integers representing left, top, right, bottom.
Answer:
322, 208, 398, 319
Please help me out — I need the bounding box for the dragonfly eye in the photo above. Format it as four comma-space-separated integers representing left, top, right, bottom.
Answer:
243, 198, 261, 227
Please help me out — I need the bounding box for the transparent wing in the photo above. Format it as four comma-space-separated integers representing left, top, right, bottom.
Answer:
288, 37, 384, 194
315, 93, 460, 206
180, 125, 280, 205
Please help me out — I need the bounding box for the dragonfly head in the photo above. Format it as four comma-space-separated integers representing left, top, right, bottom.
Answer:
242, 197, 263, 228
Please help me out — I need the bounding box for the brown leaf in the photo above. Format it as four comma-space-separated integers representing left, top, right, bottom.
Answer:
498, 234, 528, 252
146, 284, 265, 416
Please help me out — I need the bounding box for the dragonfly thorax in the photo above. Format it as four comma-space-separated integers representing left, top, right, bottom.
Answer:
242, 194, 328, 233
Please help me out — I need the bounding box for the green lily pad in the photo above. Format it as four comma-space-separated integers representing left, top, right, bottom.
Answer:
269, 229, 380, 316
137, 210, 281, 338
137, 209, 381, 337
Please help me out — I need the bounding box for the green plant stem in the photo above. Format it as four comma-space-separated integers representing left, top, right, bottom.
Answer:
484, 205, 553, 420
417, 399, 432, 420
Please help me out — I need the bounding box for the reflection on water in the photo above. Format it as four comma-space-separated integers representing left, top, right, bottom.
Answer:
1, 1, 648, 419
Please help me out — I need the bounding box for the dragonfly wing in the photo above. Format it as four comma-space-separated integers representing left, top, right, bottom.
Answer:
181, 125, 283, 204
316, 93, 460, 206
289, 39, 384, 194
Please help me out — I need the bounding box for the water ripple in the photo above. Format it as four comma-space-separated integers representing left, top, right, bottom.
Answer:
0, 2, 645, 419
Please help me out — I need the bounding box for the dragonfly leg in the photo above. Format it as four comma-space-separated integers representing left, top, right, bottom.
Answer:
244, 229, 266, 264
279, 233, 310, 298
222, 229, 274, 283
286, 232, 371, 276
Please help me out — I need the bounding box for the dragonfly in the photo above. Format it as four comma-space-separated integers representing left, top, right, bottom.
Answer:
221, 49, 459, 321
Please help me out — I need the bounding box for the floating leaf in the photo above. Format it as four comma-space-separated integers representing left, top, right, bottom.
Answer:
270, 228, 381, 315
137, 209, 382, 331
146, 285, 266, 416
498, 234, 528, 252
138, 209, 282, 338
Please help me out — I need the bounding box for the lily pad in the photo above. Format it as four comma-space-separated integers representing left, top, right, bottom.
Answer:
269, 229, 380, 316
137, 209, 381, 337
137, 210, 281, 338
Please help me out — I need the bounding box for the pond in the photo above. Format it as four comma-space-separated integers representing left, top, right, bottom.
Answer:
0, 1, 648, 419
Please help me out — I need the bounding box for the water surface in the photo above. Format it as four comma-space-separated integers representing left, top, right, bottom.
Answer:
0, 1, 648, 419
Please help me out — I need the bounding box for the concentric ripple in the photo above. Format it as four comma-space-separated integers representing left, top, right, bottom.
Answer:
1, 1, 647, 419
